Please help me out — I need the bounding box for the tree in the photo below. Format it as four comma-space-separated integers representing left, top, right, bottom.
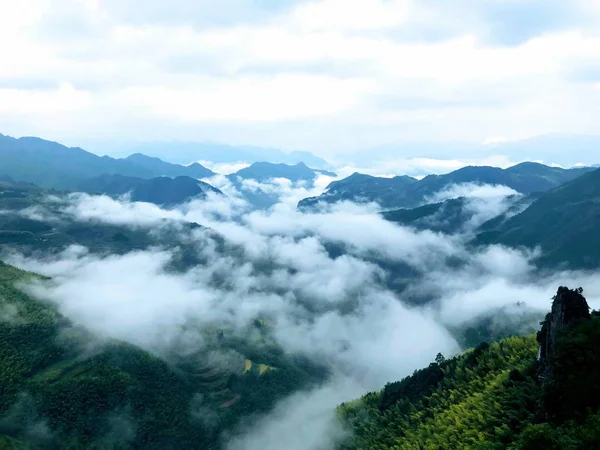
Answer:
435, 353, 446, 365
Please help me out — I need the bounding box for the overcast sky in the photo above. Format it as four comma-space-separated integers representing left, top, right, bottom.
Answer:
2, 0, 600, 156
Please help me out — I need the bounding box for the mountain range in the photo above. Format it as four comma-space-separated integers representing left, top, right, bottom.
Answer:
0, 134, 216, 191
345, 134, 600, 169
2, 131, 600, 449
108, 141, 330, 168
1, 134, 338, 207
299, 162, 596, 210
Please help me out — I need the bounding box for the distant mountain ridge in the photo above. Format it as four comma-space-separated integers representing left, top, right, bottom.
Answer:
228, 162, 336, 183
125, 153, 215, 179
113, 141, 331, 168
0, 133, 217, 191
299, 162, 595, 211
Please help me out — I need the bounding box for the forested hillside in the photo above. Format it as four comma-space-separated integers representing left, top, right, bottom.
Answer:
0, 261, 327, 449
476, 167, 600, 269
338, 287, 600, 449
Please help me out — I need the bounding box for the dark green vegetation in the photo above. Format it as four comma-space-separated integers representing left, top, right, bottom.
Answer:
78, 174, 223, 206
299, 162, 595, 210
0, 133, 214, 191
476, 167, 600, 269
338, 287, 600, 449
0, 261, 327, 449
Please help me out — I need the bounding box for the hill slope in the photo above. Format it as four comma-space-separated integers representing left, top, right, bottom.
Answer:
338, 287, 600, 450
299, 163, 594, 211
0, 261, 327, 449
475, 168, 600, 269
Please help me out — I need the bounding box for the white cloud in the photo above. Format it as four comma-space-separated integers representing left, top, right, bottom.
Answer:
288, 0, 411, 32
226, 378, 356, 450
1, 0, 600, 153
8, 184, 600, 448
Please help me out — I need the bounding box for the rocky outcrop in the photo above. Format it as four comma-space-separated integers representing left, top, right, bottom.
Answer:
537, 286, 590, 381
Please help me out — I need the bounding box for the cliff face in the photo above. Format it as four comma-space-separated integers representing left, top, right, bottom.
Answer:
537, 286, 590, 380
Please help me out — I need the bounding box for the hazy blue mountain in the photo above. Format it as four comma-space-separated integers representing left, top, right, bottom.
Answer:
78, 174, 222, 206
125, 153, 215, 179
225, 162, 337, 209
0, 133, 216, 191
348, 134, 600, 169
116, 141, 331, 168
228, 162, 335, 183
474, 168, 600, 269
0, 134, 154, 190
490, 134, 600, 166
299, 163, 595, 211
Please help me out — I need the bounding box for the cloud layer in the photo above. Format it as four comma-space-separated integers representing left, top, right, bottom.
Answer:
6, 180, 600, 449
2, 0, 600, 155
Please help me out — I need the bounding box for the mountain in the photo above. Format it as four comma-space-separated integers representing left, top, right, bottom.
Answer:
125, 153, 215, 179
298, 163, 595, 211
78, 174, 223, 206
382, 193, 539, 235
0, 261, 326, 449
298, 172, 420, 211
0, 134, 153, 190
475, 168, 600, 269
226, 162, 337, 209
0, 134, 214, 191
114, 142, 331, 168
339, 286, 600, 449
228, 162, 335, 184
0, 179, 210, 264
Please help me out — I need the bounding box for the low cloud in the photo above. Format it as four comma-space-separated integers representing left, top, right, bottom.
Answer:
425, 182, 523, 230
6, 178, 600, 449
226, 378, 357, 450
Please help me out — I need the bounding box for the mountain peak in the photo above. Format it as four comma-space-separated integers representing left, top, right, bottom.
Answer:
538, 286, 590, 381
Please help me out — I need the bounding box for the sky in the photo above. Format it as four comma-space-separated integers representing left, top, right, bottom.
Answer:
1, 0, 600, 158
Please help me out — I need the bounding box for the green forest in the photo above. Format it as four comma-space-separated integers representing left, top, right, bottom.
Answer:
338, 287, 600, 449
0, 261, 327, 449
